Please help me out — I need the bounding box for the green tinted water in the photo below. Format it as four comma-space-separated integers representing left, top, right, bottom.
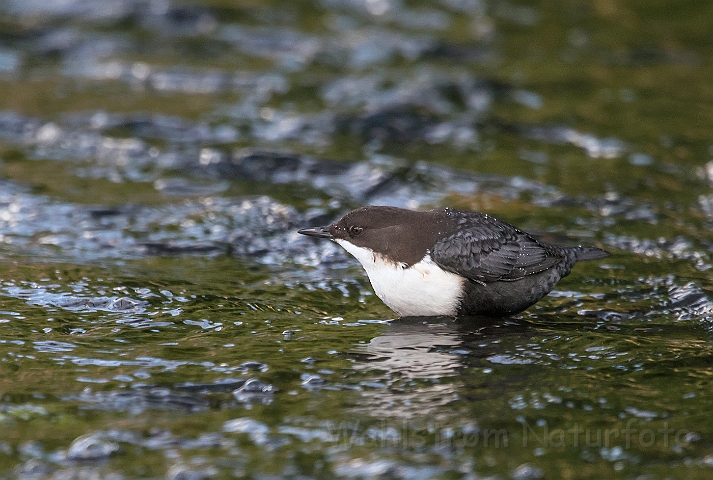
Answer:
1, 0, 713, 478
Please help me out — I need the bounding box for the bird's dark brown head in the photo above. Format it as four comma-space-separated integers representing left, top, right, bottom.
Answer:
298, 206, 449, 265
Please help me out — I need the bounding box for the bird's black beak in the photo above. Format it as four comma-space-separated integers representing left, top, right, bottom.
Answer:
298, 226, 333, 239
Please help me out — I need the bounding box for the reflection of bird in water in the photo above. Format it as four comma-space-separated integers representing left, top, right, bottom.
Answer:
348, 316, 526, 418
300, 206, 608, 317
353, 317, 463, 379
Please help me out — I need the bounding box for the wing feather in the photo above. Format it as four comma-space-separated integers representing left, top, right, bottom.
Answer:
431, 211, 562, 283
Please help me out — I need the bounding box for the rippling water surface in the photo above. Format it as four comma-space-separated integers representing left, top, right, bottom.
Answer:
1, 0, 713, 478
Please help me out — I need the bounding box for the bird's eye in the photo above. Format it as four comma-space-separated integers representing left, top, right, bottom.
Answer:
349, 226, 363, 236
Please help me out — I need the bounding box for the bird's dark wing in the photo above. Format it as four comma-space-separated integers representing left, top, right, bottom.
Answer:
431, 211, 562, 283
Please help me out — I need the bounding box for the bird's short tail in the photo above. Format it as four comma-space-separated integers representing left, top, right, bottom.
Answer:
573, 246, 610, 261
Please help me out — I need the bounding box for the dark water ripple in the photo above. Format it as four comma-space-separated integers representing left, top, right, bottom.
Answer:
71, 388, 212, 413
0, 181, 318, 264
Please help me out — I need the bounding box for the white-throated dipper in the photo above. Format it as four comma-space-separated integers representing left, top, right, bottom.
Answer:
298, 206, 609, 317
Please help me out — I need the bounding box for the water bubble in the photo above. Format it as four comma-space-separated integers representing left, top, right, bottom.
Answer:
66, 433, 119, 461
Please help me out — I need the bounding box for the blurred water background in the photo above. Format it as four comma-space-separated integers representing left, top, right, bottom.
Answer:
0, 0, 713, 478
